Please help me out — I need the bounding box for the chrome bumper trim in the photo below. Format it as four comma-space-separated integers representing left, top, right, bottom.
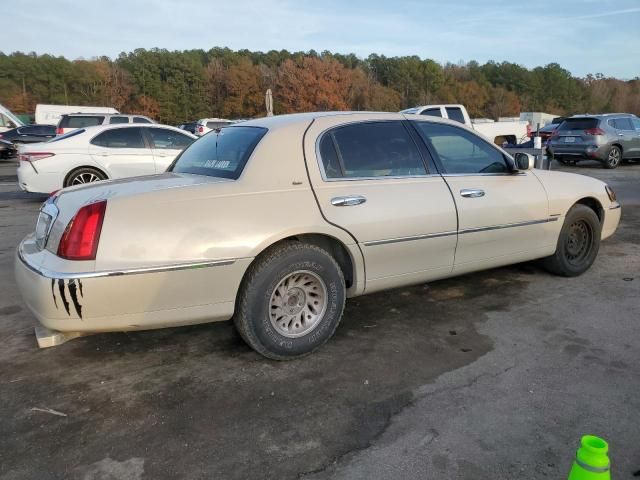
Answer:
18, 245, 236, 280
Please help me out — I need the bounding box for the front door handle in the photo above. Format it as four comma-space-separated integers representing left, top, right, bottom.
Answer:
460, 189, 485, 198
331, 195, 367, 206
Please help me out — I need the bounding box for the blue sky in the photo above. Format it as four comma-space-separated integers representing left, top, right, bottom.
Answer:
5, 0, 640, 78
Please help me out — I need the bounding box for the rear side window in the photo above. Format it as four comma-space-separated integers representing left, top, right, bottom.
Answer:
421, 108, 442, 117
91, 128, 145, 148
632, 118, 640, 130
59, 116, 105, 128
559, 118, 598, 131
146, 128, 194, 150
170, 126, 267, 179
414, 122, 509, 174
445, 107, 465, 124
611, 118, 634, 131
133, 117, 152, 124
109, 116, 129, 124
320, 121, 426, 179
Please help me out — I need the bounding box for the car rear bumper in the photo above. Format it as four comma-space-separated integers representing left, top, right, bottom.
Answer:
15, 236, 251, 334
548, 143, 608, 161
17, 161, 60, 194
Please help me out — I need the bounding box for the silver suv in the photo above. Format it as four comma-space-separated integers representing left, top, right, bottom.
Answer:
548, 113, 640, 169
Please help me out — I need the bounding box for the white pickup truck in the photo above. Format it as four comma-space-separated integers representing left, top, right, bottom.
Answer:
401, 104, 530, 145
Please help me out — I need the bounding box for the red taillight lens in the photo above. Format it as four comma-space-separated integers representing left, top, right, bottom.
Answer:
20, 152, 55, 162
56, 127, 64, 135
198, 126, 204, 133
585, 127, 605, 136
57, 201, 107, 260
550, 129, 559, 138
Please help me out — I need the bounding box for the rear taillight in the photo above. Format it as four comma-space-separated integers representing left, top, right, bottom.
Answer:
550, 129, 559, 139
56, 127, 64, 135
585, 127, 605, 136
198, 126, 204, 133
57, 201, 107, 260
19, 152, 55, 163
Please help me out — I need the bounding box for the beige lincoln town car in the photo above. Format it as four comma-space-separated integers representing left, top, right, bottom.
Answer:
15, 112, 621, 359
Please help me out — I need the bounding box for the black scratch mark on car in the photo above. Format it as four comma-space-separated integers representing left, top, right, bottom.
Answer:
51, 279, 58, 309
67, 280, 82, 318
57, 279, 70, 316
67, 280, 83, 318
78, 279, 83, 298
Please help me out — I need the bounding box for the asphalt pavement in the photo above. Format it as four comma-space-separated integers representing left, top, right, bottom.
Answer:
0, 158, 638, 480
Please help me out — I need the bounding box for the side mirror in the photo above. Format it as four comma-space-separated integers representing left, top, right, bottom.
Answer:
514, 152, 535, 171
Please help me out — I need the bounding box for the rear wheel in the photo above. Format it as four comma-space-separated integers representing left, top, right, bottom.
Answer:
234, 241, 346, 360
603, 146, 622, 169
64, 167, 107, 187
541, 204, 601, 277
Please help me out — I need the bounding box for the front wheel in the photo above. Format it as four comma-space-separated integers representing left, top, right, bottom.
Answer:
541, 204, 601, 277
234, 241, 346, 360
603, 146, 622, 169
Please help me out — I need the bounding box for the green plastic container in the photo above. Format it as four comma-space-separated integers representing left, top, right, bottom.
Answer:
568, 435, 610, 480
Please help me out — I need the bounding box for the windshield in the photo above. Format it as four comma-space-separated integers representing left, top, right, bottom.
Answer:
169, 126, 267, 179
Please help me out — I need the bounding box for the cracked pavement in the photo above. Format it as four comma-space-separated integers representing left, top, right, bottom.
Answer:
1, 159, 639, 479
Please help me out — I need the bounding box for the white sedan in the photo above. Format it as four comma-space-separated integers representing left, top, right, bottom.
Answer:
17, 124, 196, 193
15, 112, 621, 359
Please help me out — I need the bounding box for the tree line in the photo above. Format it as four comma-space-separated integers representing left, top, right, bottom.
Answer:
0, 48, 638, 125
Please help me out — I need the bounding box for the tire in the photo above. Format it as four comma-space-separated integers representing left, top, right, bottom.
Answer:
64, 167, 107, 187
234, 241, 346, 360
541, 204, 601, 277
603, 145, 622, 169
555, 156, 568, 165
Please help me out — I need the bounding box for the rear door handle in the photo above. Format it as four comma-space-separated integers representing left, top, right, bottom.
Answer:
331, 195, 367, 206
460, 189, 485, 198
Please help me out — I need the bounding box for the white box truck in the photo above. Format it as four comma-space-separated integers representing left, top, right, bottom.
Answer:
35, 104, 119, 126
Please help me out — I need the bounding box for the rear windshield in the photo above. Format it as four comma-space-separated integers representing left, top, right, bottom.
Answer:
559, 118, 598, 131
206, 121, 231, 129
48, 129, 85, 142
170, 126, 267, 179
59, 116, 104, 128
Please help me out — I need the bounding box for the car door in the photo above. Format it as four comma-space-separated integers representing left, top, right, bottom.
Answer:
412, 120, 553, 274
632, 118, 640, 157
611, 118, 637, 158
304, 116, 458, 293
144, 127, 195, 172
88, 127, 155, 179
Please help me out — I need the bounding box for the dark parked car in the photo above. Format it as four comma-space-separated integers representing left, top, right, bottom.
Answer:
0, 124, 56, 144
0, 139, 17, 159
178, 121, 198, 134
548, 114, 640, 169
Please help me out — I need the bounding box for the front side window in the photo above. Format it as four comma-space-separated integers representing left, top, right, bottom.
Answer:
91, 128, 145, 148
109, 116, 129, 124
320, 121, 426, 179
414, 122, 509, 174
170, 126, 267, 179
445, 107, 465, 124
146, 128, 194, 150
632, 118, 640, 130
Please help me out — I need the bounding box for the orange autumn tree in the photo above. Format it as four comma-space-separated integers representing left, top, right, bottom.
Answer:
275, 57, 351, 113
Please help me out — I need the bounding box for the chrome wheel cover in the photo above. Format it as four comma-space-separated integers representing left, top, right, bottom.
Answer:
269, 270, 328, 338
